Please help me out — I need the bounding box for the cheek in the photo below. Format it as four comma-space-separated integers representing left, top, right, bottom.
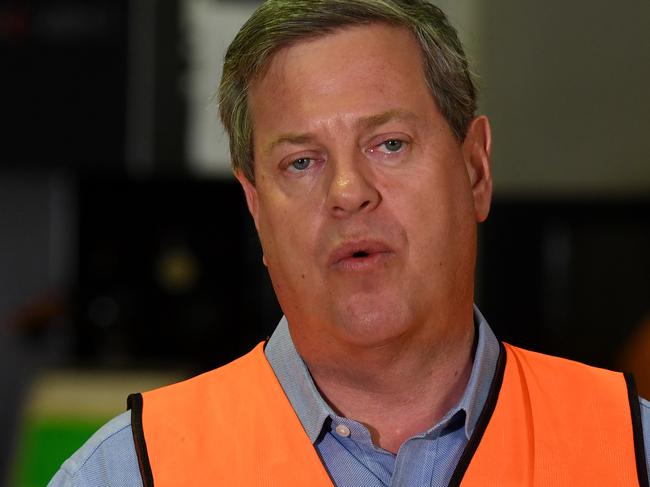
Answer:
396, 165, 473, 263
256, 201, 317, 269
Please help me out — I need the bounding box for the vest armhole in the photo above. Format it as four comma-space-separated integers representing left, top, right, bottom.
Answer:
448, 341, 507, 487
624, 373, 649, 487
127, 393, 155, 487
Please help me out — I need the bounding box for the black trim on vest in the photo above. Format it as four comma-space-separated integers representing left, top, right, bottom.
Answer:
624, 373, 649, 487
448, 341, 507, 487
127, 393, 155, 487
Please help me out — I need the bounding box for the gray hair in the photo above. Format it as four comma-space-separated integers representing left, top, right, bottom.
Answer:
218, 0, 476, 183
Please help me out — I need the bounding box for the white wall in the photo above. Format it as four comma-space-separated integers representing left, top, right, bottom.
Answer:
183, 0, 259, 177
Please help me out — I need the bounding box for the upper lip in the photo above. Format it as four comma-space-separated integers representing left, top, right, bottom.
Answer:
327, 239, 393, 267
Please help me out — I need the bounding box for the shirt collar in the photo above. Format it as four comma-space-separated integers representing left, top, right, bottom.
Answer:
264, 305, 501, 444
265, 315, 332, 442
459, 305, 500, 438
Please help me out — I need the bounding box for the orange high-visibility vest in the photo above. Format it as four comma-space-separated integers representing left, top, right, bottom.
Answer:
128, 342, 648, 486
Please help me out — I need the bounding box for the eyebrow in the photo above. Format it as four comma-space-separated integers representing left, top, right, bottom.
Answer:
355, 109, 418, 131
264, 133, 316, 156
263, 109, 418, 155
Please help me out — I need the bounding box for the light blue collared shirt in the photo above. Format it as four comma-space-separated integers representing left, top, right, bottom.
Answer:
265, 307, 499, 486
49, 309, 650, 486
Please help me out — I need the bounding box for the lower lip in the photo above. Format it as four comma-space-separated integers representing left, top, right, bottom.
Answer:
332, 251, 393, 271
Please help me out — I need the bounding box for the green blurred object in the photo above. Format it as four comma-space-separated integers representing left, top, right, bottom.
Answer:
12, 415, 108, 487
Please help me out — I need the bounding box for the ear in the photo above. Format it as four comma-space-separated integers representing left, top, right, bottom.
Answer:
234, 170, 260, 231
461, 116, 493, 223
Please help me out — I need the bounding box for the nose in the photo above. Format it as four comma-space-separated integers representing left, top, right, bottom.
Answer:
325, 154, 380, 217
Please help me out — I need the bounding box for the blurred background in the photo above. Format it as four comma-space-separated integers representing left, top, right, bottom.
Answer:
1, 0, 649, 485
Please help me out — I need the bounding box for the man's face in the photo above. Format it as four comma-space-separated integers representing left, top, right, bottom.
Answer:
238, 23, 491, 354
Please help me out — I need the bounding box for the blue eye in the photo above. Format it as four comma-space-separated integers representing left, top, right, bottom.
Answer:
291, 158, 312, 171
382, 139, 403, 152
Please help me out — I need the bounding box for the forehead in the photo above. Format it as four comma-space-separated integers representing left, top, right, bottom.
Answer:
248, 23, 435, 134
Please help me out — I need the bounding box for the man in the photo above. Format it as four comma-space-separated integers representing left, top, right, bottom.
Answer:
50, 1, 650, 485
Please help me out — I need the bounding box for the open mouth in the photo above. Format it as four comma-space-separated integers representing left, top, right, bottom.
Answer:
328, 240, 393, 269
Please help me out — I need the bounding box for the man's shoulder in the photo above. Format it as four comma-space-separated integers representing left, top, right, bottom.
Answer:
638, 397, 650, 476
505, 343, 627, 384
48, 411, 142, 487
45, 346, 264, 487
641, 396, 650, 426
142, 343, 267, 402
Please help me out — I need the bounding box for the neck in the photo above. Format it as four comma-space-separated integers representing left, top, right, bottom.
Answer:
302, 318, 475, 453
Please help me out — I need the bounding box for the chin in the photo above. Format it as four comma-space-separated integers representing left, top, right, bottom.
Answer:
331, 295, 412, 347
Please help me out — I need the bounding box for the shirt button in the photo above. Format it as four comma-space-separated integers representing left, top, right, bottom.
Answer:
335, 424, 351, 437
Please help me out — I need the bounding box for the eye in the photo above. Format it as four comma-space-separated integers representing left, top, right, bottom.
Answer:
381, 139, 403, 153
290, 157, 313, 171
367, 138, 407, 156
